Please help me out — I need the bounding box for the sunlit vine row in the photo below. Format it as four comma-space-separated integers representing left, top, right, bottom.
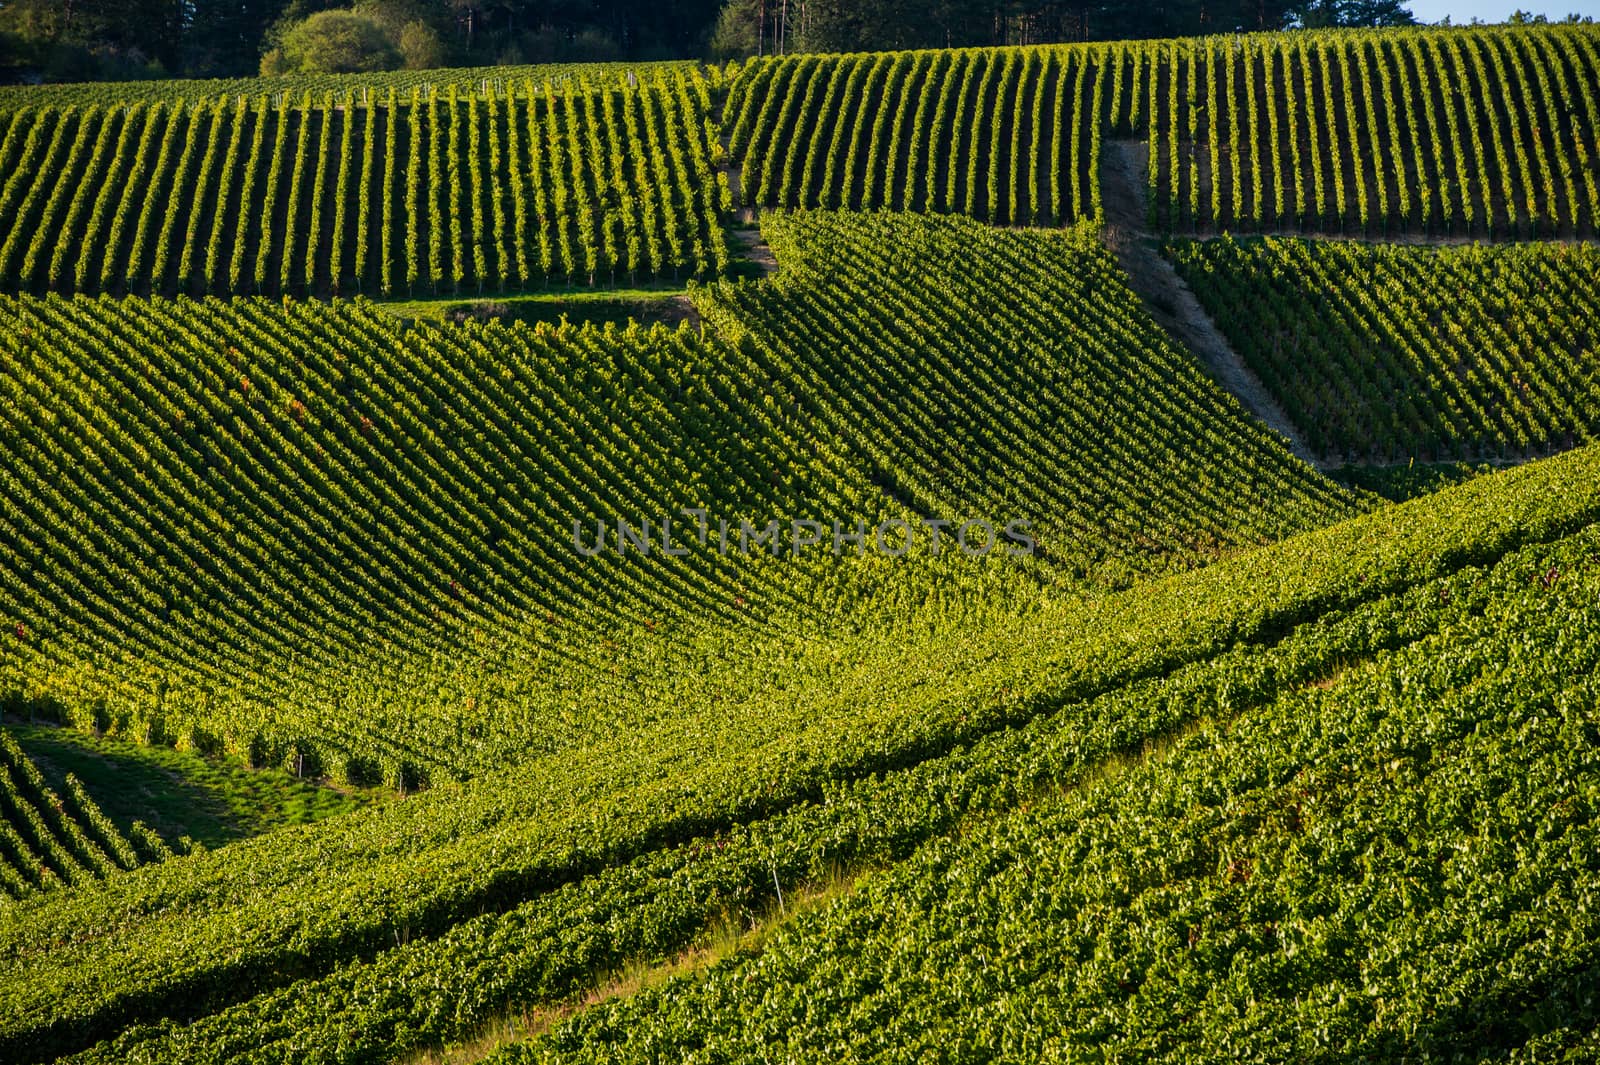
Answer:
1170, 236, 1600, 461
0, 71, 728, 296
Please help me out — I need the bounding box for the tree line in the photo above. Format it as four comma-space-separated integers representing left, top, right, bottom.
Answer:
710, 0, 1418, 57
0, 0, 1565, 85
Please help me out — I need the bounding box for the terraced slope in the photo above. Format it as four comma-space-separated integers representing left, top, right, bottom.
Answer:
0, 70, 728, 297
1169, 237, 1600, 462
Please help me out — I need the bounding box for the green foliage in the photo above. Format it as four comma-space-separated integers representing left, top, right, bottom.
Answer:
0, 726, 157, 899
396, 20, 444, 71
51, 498, 1596, 1064
0, 61, 690, 110
0, 213, 1372, 1058
8, 724, 373, 849
1331, 460, 1497, 502
707, 3, 759, 61
0, 71, 727, 296
264, 10, 400, 76
730, 24, 1600, 237
1169, 236, 1600, 461
2, 20, 1599, 1065
382, 289, 699, 329
0, 0, 720, 83
712, 0, 1310, 57
0, 294, 881, 786
0, 215, 1348, 789
8, 439, 1600, 1063
697, 211, 1355, 573
497, 519, 1600, 1063
1127, 25, 1600, 236
0, 0, 182, 81
732, 48, 1102, 224
1296, 0, 1416, 28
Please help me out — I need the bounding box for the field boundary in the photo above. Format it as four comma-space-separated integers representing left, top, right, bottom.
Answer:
1100, 140, 1319, 466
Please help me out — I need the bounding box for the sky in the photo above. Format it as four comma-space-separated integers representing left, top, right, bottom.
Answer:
1403, 0, 1600, 22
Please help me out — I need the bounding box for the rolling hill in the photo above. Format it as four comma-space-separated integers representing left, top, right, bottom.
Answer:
0, 20, 1597, 1065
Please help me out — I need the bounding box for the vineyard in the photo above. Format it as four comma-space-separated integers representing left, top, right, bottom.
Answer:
1169, 237, 1600, 462
0, 730, 168, 899
725, 49, 1104, 223
500, 513, 1600, 1063
1, 25, 1598, 305
729, 25, 1600, 235
1119, 25, 1600, 236
2, 17, 1600, 1065
0, 62, 689, 110
3, 440, 1597, 1064
0, 212, 1352, 789
0, 293, 889, 787
696, 211, 1353, 570
0, 71, 728, 297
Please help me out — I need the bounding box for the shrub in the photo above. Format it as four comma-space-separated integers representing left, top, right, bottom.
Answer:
266, 10, 399, 76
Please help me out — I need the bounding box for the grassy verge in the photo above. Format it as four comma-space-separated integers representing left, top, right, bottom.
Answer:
7, 721, 377, 850
373, 286, 697, 330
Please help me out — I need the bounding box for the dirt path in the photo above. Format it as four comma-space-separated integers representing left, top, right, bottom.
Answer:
665, 295, 702, 328
728, 226, 778, 278
1100, 141, 1320, 466
712, 122, 778, 278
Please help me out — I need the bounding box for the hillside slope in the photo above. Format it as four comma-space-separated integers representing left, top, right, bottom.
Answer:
0, 70, 726, 297
0, 215, 1352, 787
501, 503, 1600, 1063
1171, 237, 1600, 463
728, 25, 1600, 236
1, 24, 1596, 306
2, 21, 1599, 1065
0, 729, 167, 898
698, 211, 1353, 577
14, 440, 1600, 1065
